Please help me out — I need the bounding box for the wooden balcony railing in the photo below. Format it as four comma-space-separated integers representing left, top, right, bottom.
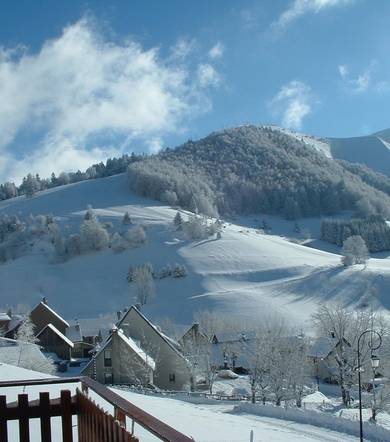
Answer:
0, 376, 195, 442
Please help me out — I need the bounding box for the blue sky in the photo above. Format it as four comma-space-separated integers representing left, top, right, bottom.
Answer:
0, 0, 389, 183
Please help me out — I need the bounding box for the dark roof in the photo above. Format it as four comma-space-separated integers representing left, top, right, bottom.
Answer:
36, 323, 74, 348
32, 302, 69, 328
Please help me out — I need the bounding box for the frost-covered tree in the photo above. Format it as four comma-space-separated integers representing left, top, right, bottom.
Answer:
341, 235, 369, 266
246, 331, 273, 404
110, 232, 129, 253
126, 226, 146, 247
16, 317, 38, 343
80, 219, 109, 251
161, 190, 178, 206
183, 215, 208, 240
48, 222, 65, 257
84, 205, 97, 221
158, 264, 172, 279
65, 234, 82, 256
23, 174, 41, 198
312, 305, 382, 406
133, 264, 155, 307
172, 263, 187, 278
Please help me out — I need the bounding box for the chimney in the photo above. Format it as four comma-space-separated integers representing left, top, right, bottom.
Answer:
117, 311, 121, 321
42, 296, 48, 305
193, 323, 200, 335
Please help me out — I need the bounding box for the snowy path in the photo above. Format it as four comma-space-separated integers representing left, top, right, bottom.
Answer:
113, 390, 360, 442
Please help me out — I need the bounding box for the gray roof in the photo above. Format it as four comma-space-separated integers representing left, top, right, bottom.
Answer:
307, 337, 338, 358
67, 317, 115, 340
0, 338, 50, 369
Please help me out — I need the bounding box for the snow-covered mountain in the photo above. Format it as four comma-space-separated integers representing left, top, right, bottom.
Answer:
0, 173, 389, 331
276, 125, 390, 176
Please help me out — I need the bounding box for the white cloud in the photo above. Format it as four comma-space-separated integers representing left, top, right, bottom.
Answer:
269, 80, 314, 129
0, 19, 216, 183
208, 42, 224, 59
170, 37, 196, 60
338, 62, 374, 93
273, 0, 353, 29
338, 64, 349, 79
197, 64, 220, 88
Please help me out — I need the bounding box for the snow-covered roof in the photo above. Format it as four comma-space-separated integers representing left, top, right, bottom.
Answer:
0, 341, 47, 367
5, 315, 25, 334
35, 302, 70, 328
66, 324, 83, 343
117, 329, 155, 370
0, 362, 56, 382
67, 317, 114, 339
37, 323, 74, 348
0, 312, 11, 321
117, 306, 187, 361
307, 337, 338, 358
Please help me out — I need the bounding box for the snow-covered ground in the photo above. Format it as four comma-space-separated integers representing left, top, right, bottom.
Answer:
1, 364, 389, 442
0, 173, 389, 331
110, 388, 368, 442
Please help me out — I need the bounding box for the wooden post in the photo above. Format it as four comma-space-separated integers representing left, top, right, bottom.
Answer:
115, 407, 126, 428
60, 390, 73, 442
18, 394, 30, 442
0, 395, 8, 442
39, 392, 52, 442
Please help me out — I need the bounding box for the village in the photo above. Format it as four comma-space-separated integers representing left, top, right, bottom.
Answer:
0, 297, 386, 406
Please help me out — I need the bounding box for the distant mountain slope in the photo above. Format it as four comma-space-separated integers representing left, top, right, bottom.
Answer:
328, 135, 390, 177
128, 125, 390, 219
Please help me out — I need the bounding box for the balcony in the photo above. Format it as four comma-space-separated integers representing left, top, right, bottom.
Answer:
0, 376, 194, 442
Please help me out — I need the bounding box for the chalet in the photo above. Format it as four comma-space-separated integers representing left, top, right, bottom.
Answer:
82, 306, 191, 390
179, 323, 209, 348
307, 336, 351, 383
36, 323, 74, 360
30, 298, 69, 335
66, 318, 110, 358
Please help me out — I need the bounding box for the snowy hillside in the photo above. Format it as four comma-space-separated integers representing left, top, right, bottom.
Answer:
0, 173, 389, 331
265, 125, 332, 158
264, 125, 390, 176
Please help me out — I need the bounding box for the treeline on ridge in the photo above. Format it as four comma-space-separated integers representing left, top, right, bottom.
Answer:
320, 216, 390, 252
127, 126, 390, 219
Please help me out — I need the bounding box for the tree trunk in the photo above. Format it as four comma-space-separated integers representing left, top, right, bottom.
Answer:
252, 391, 256, 404
341, 384, 348, 407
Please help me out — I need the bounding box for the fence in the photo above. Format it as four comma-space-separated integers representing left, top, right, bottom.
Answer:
0, 376, 194, 442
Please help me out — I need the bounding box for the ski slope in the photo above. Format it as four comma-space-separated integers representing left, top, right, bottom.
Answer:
0, 173, 389, 330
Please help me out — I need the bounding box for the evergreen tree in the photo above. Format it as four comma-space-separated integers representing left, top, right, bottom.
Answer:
122, 212, 132, 225
173, 212, 183, 230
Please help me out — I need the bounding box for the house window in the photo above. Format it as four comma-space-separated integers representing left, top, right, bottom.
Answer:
104, 350, 112, 367
104, 373, 113, 384
169, 373, 175, 382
